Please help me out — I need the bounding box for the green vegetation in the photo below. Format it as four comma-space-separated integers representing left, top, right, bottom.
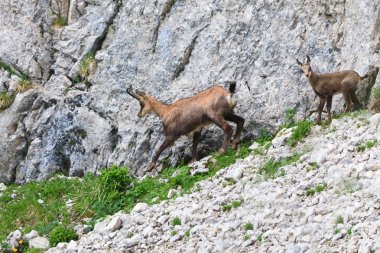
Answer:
0, 92, 15, 111
306, 183, 327, 196
356, 140, 377, 152
185, 230, 190, 238
79, 52, 96, 78
280, 108, 297, 129
0, 143, 251, 243
171, 230, 177, 236
257, 233, 263, 244
371, 86, 380, 99
243, 234, 250, 241
222, 199, 243, 212
52, 16, 67, 28
287, 120, 312, 147
172, 217, 181, 226
16, 80, 33, 93
244, 223, 253, 231
334, 228, 341, 234
256, 128, 274, 145
48, 225, 78, 247
335, 215, 344, 224
259, 154, 301, 179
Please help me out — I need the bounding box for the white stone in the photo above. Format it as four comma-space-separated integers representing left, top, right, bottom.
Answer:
132, 203, 149, 213
0, 183, 7, 191
24, 230, 39, 240
107, 217, 122, 232
29, 236, 50, 250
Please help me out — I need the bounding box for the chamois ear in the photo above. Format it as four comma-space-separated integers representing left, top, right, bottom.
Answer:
296, 59, 302, 66
127, 86, 140, 100
135, 90, 146, 97
306, 55, 311, 64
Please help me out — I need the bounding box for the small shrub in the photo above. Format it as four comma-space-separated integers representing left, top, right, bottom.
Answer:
222, 204, 232, 212
244, 223, 253, 231
79, 52, 97, 78
17, 79, 33, 93
99, 166, 133, 192
172, 217, 181, 226
243, 234, 250, 241
347, 229, 353, 236
0, 92, 15, 110
335, 215, 344, 224
185, 230, 190, 238
49, 225, 78, 247
287, 120, 312, 147
356, 140, 377, 152
305, 188, 315, 196
231, 200, 242, 208
315, 184, 327, 193
53, 16, 67, 28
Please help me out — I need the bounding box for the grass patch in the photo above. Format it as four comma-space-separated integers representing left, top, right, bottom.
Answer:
305, 183, 326, 196
256, 128, 274, 145
172, 217, 181, 226
79, 52, 96, 78
335, 215, 344, 224
16, 80, 34, 93
0, 143, 251, 243
371, 86, 380, 99
48, 225, 78, 247
356, 140, 377, 152
280, 108, 297, 129
287, 120, 312, 147
0, 92, 15, 111
222, 199, 243, 212
259, 154, 301, 179
52, 16, 67, 28
244, 223, 253, 231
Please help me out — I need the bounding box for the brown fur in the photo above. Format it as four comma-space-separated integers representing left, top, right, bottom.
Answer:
127, 82, 245, 172
297, 56, 364, 124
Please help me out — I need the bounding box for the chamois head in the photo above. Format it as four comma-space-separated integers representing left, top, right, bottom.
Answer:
297, 55, 312, 78
127, 86, 153, 118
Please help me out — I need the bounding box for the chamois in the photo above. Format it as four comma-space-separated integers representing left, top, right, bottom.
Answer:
297, 56, 367, 124
127, 82, 245, 172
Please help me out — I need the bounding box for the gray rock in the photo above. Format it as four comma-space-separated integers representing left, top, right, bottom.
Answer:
132, 203, 149, 213
0, 183, 6, 191
107, 217, 122, 232
29, 236, 50, 250
23, 230, 39, 240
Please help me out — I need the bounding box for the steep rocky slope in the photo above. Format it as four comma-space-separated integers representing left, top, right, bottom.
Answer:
1, 0, 380, 183
46, 112, 380, 253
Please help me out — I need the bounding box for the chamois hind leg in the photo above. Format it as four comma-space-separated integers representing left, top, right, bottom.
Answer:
225, 114, 245, 149
326, 95, 333, 124
317, 97, 326, 124
208, 114, 233, 154
190, 130, 201, 163
342, 91, 353, 113
350, 90, 361, 110
147, 135, 177, 172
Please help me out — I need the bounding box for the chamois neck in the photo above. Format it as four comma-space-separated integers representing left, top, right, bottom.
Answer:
148, 97, 168, 119
308, 70, 319, 86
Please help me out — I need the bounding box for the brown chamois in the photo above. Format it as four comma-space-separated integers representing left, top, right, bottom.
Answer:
297, 56, 367, 124
127, 81, 245, 172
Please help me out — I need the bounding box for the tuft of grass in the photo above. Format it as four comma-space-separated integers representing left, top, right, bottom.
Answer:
256, 128, 274, 146
315, 183, 327, 193
185, 230, 190, 238
371, 86, 380, 99
16, 79, 34, 93
48, 225, 78, 247
257, 233, 263, 244
280, 108, 297, 129
231, 200, 242, 208
172, 217, 181, 226
0, 92, 15, 110
334, 228, 341, 234
335, 215, 344, 224
243, 234, 250, 241
52, 16, 67, 28
259, 154, 301, 179
244, 223, 253, 231
79, 52, 97, 78
222, 204, 232, 212
356, 140, 377, 152
287, 120, 312, 147
171, 230, 177, 236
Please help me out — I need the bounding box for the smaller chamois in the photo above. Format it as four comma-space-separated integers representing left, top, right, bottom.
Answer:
297, 56, 367, 124
127, 82, 245, 172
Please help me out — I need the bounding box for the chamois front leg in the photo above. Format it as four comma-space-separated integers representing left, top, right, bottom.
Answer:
317, 97, 326, 124
190, 131, 201, 163
147, 135, 176, 172
225, 114, 245, 149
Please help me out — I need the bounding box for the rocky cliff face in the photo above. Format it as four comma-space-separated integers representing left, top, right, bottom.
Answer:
1, 0, 379, 183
